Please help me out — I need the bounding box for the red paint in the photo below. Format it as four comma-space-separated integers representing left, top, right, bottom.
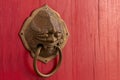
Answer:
0, 0, 120, 80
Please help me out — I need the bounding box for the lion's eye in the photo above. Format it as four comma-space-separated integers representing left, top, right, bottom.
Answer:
38, 33, 48, 38
55, 32, 62, 38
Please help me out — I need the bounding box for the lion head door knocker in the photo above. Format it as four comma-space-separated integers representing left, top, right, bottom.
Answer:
19, 5, 69, 78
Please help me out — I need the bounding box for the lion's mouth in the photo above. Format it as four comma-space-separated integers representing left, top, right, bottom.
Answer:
39, 40, 60, 47
37, 42, 58, 55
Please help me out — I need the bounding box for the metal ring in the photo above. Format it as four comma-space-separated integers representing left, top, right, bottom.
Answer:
33, 46, 62, 78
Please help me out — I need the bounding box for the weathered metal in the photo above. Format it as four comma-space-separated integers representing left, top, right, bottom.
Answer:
19, 5, 69, 78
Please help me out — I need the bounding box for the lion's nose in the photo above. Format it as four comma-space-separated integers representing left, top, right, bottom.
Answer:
47, 34, 57, 42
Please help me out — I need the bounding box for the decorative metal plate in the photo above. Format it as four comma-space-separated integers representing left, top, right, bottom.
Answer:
19, 5, 69, 63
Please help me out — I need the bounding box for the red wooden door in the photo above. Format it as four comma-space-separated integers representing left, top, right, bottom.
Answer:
0, 0, 120, 80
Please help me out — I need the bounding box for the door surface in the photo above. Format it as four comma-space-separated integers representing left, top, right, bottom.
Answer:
0, 0, 120, 80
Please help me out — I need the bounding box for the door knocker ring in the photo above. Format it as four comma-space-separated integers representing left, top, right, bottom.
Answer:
33, 46, 62, 78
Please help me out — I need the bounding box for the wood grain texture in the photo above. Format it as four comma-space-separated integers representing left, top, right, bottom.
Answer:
0, 0, 120, 80
97, 0, 120, 80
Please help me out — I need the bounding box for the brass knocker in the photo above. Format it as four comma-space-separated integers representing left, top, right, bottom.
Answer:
19, 5, 69, 78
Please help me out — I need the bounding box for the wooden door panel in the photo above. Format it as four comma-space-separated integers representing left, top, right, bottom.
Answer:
0, 0, 120, 80
96, 0, 120, 80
